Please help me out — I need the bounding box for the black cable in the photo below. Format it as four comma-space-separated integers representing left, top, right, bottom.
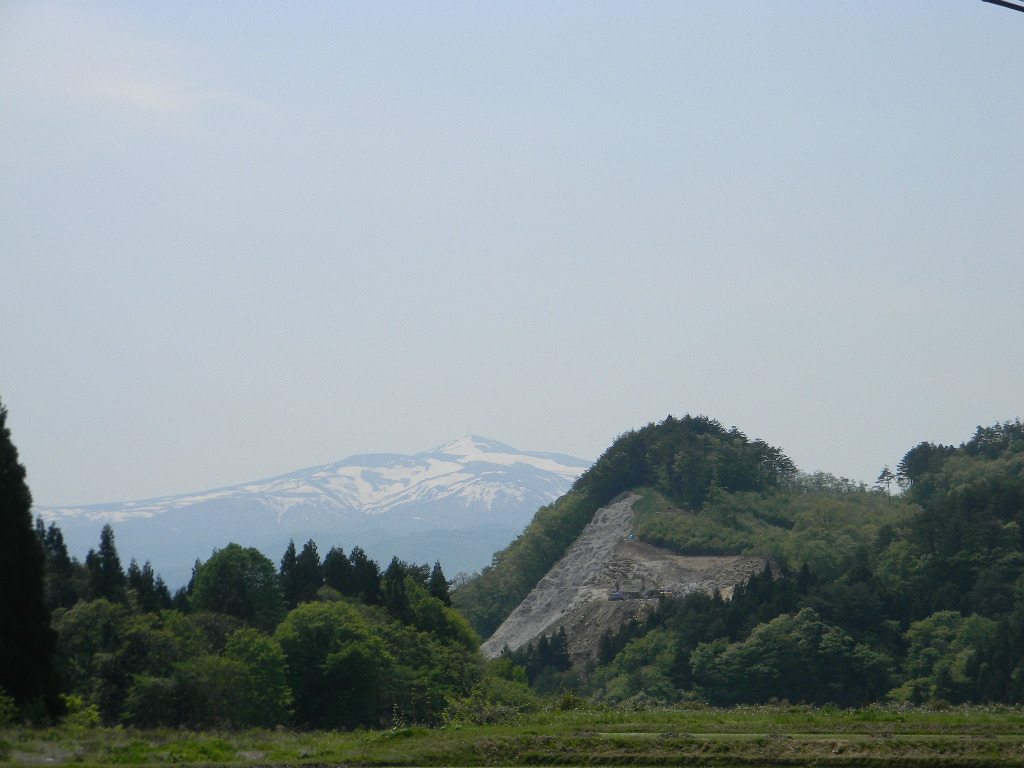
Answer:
981, 0, 1024, 13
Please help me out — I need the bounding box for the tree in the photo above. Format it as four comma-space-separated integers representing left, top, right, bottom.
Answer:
35, 518, 86, 609
323, 546, 354, 595
126, 558, 172, 613
428, 561, 451, 606
279, 540, 297, 605
275, 601, 391, 729
58, 603, 211, 722
888, 611, 997, 704
690, 608, 878, 706
896, 441, 956, 494
126, 627, 293, 728
280, 539, 322, 608
53, 598, 133, 718
86, 524, 126, 602
382, 557, 413, 623
190, 544, 285, 632
221, 628, 293, 725
348, 546, 381, 604
0, 400, 62, 719
876, 466, 895, 495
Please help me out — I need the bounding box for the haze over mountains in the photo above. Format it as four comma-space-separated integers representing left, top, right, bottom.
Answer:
34, 436, 590, 588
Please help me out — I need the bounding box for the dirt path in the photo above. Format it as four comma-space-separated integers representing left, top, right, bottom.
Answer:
480, 493, 772, 663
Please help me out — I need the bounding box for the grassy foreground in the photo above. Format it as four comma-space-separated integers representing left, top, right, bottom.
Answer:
3, 704, 1024, 766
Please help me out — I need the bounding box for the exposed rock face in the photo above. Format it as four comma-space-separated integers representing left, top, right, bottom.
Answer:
480, 493, 773, 665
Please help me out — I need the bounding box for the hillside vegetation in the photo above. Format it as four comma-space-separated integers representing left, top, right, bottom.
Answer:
452, 415, 798, 637
462, 417, 1024, 709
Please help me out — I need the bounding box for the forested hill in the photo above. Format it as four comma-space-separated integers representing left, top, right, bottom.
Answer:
452, 415, 799, 637
458, 417, 1024, 708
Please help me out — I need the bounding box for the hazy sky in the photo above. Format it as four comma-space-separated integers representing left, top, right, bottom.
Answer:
3, 1, 1022, 507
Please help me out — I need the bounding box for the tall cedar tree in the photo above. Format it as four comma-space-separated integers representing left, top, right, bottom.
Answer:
428, 561, 451, 606
86, 524, 125, 601
294, 540, 323, 604
323, 547, 354, 595
279, 540, 298, 607
0, 401, 63, 717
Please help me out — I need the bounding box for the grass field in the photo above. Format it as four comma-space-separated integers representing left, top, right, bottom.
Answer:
4, 703, 1024, 766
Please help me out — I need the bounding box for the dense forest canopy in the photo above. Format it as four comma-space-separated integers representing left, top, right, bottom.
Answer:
25, 524, 477, 729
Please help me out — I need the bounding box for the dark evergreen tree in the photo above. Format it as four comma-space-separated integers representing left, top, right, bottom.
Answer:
152, 575, 173, 610
279, 540, 298, 606
171, 585, 190, 612
281, 539, 323, 607
348, 546, 381, 604
536, 633, 550, 667
382, 556, 412, 623
597, 628, 615, 665
35, 518, 71, 573
323, 546, 354, 596
0, 401, 62, 718
34, 517, 85, 609
86, 524, 126, 601
550, 626, 571, 670
293, 540, 323, 606
428, 560, 451, 606
126, 559, 172, 613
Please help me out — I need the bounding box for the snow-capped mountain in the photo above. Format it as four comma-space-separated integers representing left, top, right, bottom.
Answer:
35, 436, 590, 587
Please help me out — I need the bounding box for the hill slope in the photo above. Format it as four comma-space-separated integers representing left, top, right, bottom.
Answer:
475, 419, 1024, 709
453, 416, 797, 638
479, 492, 770, 664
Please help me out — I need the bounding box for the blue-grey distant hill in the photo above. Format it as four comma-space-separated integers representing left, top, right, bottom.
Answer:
35, 436, 591, 588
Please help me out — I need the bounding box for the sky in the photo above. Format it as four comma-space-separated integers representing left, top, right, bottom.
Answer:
2, 1, 1022, 508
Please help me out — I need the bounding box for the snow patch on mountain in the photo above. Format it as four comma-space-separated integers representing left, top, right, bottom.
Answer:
34, 436, 591, 586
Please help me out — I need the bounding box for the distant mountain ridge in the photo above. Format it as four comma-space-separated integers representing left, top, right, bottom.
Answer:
35, 436, 591, 588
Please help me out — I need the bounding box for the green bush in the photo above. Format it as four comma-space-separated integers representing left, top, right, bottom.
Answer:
0, 689, 17, 726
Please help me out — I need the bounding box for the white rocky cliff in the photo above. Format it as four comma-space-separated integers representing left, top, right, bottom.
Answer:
480, 493, 773, 664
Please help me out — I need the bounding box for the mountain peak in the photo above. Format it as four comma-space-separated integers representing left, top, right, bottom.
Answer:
36, 436, 590, 588
426, 435, 517, 458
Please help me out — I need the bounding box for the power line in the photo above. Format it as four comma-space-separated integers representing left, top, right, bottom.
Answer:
982, 0, 1024, 12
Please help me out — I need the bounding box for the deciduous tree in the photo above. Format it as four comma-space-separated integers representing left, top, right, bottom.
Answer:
191, 544, 284, 631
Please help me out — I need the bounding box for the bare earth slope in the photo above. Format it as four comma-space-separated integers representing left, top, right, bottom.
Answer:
480, 493, 771, 664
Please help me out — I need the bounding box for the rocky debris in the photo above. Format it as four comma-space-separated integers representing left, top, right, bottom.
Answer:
479, 492, 773, 665
479, 492, 640, 658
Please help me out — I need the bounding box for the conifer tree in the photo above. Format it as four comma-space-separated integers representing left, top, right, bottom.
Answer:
428, 560, 451, 606
348, 546, 381, 604
0, 400, 62, 718
382, 556, 412, 623
293, 540, 323, 604
281, 540, 323, 608
279, 540, 299, 607
126, 558, 172, 613
323, 546, 354, 596
86, 524, 126, 601
35, 518, 83, 609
